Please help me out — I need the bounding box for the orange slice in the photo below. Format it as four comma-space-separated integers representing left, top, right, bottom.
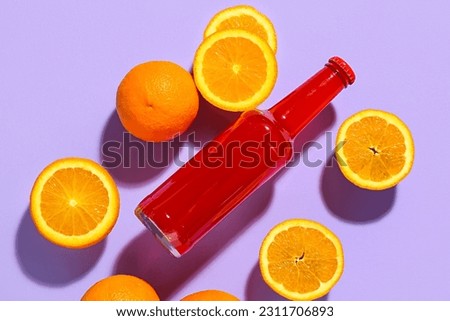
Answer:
193, 29, 277, 112
30, 157, 120, 249
204, 5, 277, 53
336, 109, 414, 190
259, 219, 344, 301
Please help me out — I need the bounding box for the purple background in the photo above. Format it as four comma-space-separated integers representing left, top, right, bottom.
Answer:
1, 0, 450, 300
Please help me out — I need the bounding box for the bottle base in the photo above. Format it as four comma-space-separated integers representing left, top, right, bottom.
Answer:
135, 206, 181, 258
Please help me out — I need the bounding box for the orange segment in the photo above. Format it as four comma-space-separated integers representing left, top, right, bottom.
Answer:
194, 30, 277, 111
203, 5, 277, 53
30, 157, 120, 249
336, 109, 414, 190
259, 219, 344, 301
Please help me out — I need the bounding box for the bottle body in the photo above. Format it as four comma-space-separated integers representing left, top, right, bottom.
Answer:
135, 110, 293, 257
135, 57, 355, 257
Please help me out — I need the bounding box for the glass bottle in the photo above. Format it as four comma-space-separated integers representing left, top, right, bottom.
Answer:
135, 56, 356, 257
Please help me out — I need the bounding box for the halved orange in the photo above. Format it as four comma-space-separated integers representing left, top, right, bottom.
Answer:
194, 29, 277, 112
259, 219, 344, 301
203, 5, 277, 53
336, 109, 414, 190
30, 157, 120, 249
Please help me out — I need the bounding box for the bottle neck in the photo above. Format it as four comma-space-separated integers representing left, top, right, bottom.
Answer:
269, 57, 355, 139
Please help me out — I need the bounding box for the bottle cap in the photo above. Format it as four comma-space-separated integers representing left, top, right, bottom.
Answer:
328, 56, 356, 86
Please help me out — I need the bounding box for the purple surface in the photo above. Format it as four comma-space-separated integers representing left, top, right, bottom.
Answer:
1, 0, 450, 300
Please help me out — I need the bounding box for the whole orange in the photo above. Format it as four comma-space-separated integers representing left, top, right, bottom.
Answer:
81, 274, 160, 301
116, 61, 199, 142
180, 289, 240, 301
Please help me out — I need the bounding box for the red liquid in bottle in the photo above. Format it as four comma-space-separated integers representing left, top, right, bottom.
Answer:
135, 57, 355, 257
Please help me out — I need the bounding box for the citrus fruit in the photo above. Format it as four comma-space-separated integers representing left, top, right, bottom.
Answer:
193, 29, 277, 112
204, 5, 277, 53
180, 290, 240, 301
30, 157, 120, 249
81, 274, 160, 301
116, 61, 199, 142
335, 109, 414, 190
259, 219, 344, 301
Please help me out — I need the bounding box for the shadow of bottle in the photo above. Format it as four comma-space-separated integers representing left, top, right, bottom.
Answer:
15, 208, 105, 286
114, 179, 274, 300
113, 98, 339, 299
320, 156, 397, 223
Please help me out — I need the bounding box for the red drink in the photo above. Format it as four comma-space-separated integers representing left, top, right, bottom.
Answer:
135, 57, 356, 257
